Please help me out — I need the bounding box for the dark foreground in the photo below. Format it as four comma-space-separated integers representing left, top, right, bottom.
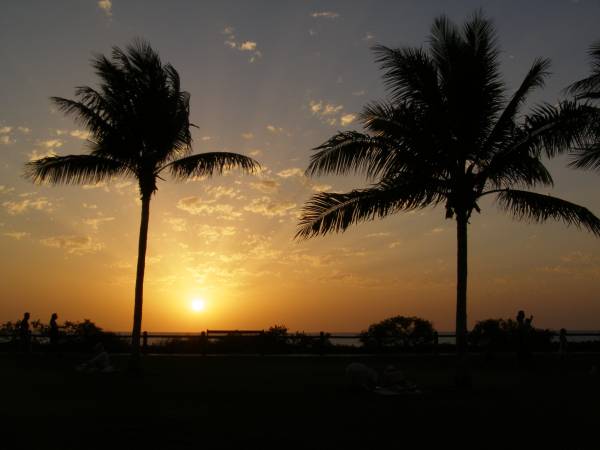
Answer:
1, 353, 599, 449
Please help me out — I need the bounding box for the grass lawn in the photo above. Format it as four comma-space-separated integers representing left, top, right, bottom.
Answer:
1, 353, 599, 449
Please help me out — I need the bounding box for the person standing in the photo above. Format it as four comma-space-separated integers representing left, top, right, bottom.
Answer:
19, 312, 31, 353
49, 313, 59, 349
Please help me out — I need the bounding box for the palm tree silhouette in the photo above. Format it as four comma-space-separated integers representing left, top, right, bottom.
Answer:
567, 40, 600, 171
25, 40, 259, 364
297, 14, 600, 359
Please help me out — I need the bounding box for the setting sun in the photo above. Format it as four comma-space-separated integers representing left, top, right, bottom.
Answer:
191, 298, 206, 312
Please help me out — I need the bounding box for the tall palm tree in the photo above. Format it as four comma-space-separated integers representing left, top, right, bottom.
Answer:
567, 40, 600, 171
25, 40, 259, 363
296, 14, 600, 359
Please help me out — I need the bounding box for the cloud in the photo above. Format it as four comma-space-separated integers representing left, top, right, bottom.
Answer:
250, 179, 279, 193
204, 185, 241, 199
243, 196, 296, 217
98, 0, 112, 17
41, 235, 104, 255
28, 149, 57, 161
38, 139, 63, 149
223, 26, 262, 62
366, 232, 391, 238
311, 183, 332, 192
266, 125, 284, 133
309, 100, 354, 126
363, 32, 375, 41
197, 224, 236, 242
3, 197, 53, 215
201, 136, 213, 141
277, 168, 304, 178
82, 216, 115, 230
17, 126, 31, 134
176, 196, 241, 220
0, 126, 12, 134
164, 217, 188, 232
340, 113, 356, 126
0, 185, 15, 195
311, 11, 340, 19
248, 149, 262, 156
70, 129, 90, 140
3, 231, 30, 240
241, 132, 254, 140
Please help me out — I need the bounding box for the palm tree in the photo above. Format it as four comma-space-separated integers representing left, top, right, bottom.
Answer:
25, 40, 259, 363
567, 40, 600, 171
296, 14, 600, 359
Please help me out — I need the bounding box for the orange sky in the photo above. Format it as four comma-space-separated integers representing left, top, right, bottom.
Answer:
1, 1, 599, 332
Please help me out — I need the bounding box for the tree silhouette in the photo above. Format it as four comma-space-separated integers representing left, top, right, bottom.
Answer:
25, 40, 259, 366
567, 40, 600, 171
297, 13, 600, 359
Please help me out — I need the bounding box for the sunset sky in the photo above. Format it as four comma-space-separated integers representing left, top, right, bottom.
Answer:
1, 0, 599, 333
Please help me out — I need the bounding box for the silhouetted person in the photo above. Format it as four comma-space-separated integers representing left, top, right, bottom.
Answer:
49, 313, 59, 349
558, 328, 568, 359
516, 310, 533, 365
19, 312, 31, 353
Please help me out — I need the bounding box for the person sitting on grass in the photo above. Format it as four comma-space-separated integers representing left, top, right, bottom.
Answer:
76, 343, 114, 373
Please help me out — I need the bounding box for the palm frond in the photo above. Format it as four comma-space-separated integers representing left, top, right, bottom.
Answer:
520, 100, 593, 158
307, 131, 400, 179
296, 177, 446, 239
165, 152, 260, 179
496, 189, 600, 236
566, 40, 600, 99
24, 154, 133, 185
372, 45, 441, 107
484, 58, 551, 154
569, 142, 600, 172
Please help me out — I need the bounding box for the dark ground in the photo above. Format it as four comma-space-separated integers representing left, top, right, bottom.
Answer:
1, 353, 599, 449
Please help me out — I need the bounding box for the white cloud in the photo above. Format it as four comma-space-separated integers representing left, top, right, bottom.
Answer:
239, 41, 257, 51
309, 100, 349, 126
266, 125, 284, 133
277, 168, 304, 178
244, 196, 296, 217
17, 126, 31, 134
241, 132, 254, 140
3, 197, 53, 215
363, 32, 375, 41
311, 11, 340, 19
366, 232, 390, 238
0, 126, 12, 134
340, 113, 356, 126
0, 185, 15, 195
70, 129, 90, 140
3, 231, 30, 240
28, 149, 57, 161
176, 196, 241, 220
38, 139, 63, 149
0, 135, 14, 145
250, 179, 279, 193
41, 235, 104, 255
201, 136, 213, 141
164, 217, 187, 232
223, 26, 262, 62
82, 216, 115, 230
248, 149, 262, 156
311, 183, 332, 192
98, 0, 112, 17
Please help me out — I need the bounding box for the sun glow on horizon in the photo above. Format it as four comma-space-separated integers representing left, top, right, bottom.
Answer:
191, 298, 206, 312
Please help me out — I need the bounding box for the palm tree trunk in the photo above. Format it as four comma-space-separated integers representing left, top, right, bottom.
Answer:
455, 211, 468, 358
131, 193, 151, 366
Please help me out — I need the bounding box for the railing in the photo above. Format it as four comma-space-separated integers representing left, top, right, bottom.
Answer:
2, 330, 600, 355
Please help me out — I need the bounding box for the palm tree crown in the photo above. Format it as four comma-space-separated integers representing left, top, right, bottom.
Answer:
297, 14, 600, 357
567, 40, 600, 171
25, 40, 260, 362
